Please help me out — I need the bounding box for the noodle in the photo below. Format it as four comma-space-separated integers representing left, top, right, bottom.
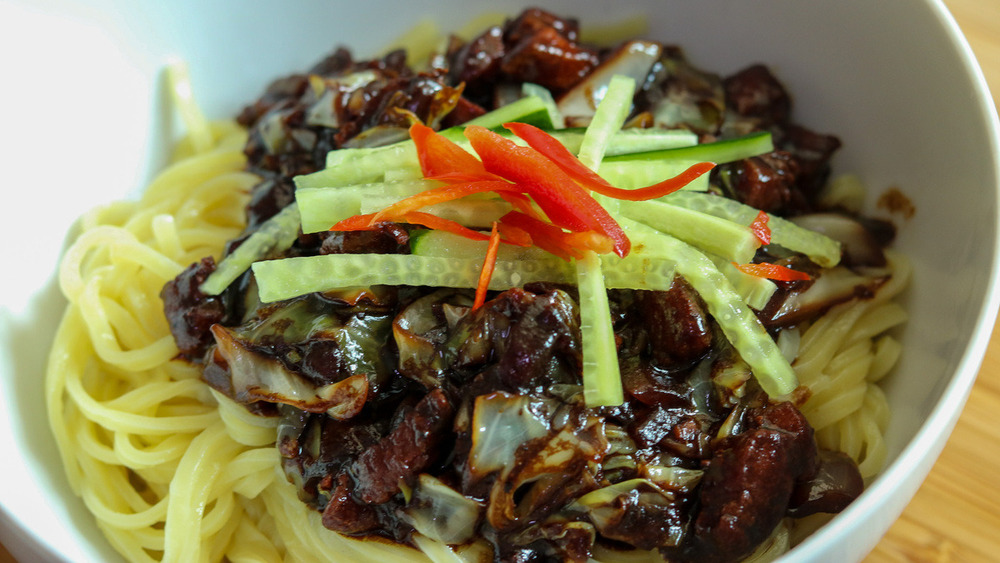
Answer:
45, 47, 909, 563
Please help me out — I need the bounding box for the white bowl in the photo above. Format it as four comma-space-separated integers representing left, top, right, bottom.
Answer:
1, 1, 998, 562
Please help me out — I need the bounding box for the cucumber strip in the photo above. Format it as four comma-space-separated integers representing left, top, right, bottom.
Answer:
574, 74, 636, 407
457, 94, 556, 133
603, 131, 774, 164
707, 255, 778, 311
252, 253, 571, 302
576, 251, 624, 407
665, 191, 842, 268
251, 252, 679, 303
521, 83, 565, 129
578, 75, 637, 170
199, 202, 301, 295
295, 179, 441, 233
618, 199, 759, 264
410, 230, 677, 290
617, 217, 798, 398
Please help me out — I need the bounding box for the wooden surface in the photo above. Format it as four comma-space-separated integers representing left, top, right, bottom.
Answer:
2, 1, 999, 562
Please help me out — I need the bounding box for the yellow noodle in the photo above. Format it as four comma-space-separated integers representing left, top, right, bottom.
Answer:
868, 334, 903, 383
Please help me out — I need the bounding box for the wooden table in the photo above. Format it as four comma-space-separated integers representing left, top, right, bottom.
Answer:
2, 1, 998, 561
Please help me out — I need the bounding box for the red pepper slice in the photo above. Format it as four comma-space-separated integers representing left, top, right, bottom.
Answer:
332, 211, 490, 242
399, 212, 492, 241
497, 191, 547, 222
370, 180, 518, 224
499, 211, 614, 261
410, 122, 500, 183
496, 221, 533, 247
750, 210, 771, 246
473, 222, 501, 311
503, 122, 714, 200
733, 262, 811, 282
465, 125, 631, 257
331, 213, 379, 231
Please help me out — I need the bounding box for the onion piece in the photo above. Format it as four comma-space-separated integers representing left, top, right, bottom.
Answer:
556, 40, 663, 122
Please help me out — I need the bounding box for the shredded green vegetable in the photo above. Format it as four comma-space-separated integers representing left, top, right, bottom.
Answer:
251, 252, 678, 302
618, 199, 759, 264
199, 202, 301, 295
666, 190, 842, 267
573, 74, 636, 407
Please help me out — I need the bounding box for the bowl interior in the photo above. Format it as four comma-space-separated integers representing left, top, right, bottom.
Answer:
1, 1, 998, 561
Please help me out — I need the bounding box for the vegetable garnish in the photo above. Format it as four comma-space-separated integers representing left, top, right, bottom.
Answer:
733, 262, 811, 282
463, 124, 632, 257
499, 211, 612, 260
368, 180, 518, 224
750, 210, 772, 245
503, 121, 715, 201
473, 222, 502, 311
408, 119, 503, 183
333, 211, 492, 242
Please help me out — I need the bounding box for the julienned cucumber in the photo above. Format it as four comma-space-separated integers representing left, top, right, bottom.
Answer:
456, 95, 556, 134
603, 131, 774, 164
618, 199, 759, 264
573, 74, 635, 407
251, 252, 679, 303
199, 202, 301, 295
665, 190, 842, 268
296, 180, 441, 233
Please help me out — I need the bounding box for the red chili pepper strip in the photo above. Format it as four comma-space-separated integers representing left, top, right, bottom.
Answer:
499, 212, 581, 261
750, 210, 771, 246
410, 122, 501, 183
496, 222, 533, 247
332, 211, 490, 241
473, 223, 502, 311
497, 191, 547, 222
564, 231, 615, 255
369, 180, 519, 224
465, 125, 631, 257
497, 212, 616, 260
503, 122, 714, 200
398, 212, 492, 241
733, 262, 811, 282
331, 213, 379, 231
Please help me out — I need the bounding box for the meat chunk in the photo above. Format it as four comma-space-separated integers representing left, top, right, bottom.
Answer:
160, 257, 230, 361
319, 223, 410, 255
503, 7, 580, 45
667, 401, 817, 563
719, 150, 799, 214
349, 388, 455, 504
637, 279, 713, 370
322, 472, 379, 534
723, 64, 791, 127
449, 25, 506, 90
500, 26, 599, 93
777, 124, 842, 197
